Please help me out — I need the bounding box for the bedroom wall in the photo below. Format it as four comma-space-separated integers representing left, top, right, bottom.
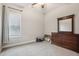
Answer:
45, 4, 79, 35
21, 7, 44, 43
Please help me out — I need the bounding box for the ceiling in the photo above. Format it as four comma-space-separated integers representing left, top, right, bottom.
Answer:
7, 3, 74, 13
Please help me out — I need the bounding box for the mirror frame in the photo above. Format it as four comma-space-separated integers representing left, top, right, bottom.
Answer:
57, 14, 74, 33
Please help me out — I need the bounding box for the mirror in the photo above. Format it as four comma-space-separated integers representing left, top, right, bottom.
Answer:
58, 15, 74, 33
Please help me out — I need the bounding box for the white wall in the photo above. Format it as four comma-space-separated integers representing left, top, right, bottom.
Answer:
45, 4, 79, 35
21, 7, 44, 43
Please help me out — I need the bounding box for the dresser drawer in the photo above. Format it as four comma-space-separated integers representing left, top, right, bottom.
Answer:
63, 41, 77, 51
51, 32, 79, 52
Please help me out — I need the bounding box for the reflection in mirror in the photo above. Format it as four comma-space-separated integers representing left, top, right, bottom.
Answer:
59, 18, 72, 32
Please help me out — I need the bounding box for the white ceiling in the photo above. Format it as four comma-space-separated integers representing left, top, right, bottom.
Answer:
7, 3, 75, 13
44, 3, 71, 12
11, 3, 71, 8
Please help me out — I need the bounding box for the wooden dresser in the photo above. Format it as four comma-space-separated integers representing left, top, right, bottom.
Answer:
51, 32, 79, 52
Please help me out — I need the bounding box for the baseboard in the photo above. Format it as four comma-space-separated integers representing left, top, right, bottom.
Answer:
2, 40, 35, 49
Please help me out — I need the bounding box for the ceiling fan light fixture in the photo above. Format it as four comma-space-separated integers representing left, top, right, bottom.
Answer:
32, 3, 46, 8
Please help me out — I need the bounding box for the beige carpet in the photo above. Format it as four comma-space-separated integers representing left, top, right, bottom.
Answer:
0, 41, 78, 56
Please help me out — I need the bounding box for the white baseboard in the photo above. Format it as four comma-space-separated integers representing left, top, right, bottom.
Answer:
2, 40, 35, 49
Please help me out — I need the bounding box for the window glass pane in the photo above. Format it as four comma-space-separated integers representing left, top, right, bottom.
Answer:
9, 12, 21, 36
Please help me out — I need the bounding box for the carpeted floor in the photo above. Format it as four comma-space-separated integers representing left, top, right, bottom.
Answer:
0, 41, 78, 56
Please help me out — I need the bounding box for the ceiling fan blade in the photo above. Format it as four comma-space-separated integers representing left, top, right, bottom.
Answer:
32, 3, 37, 6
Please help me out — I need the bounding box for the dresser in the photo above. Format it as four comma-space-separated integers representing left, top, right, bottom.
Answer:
51, 32, 79, 52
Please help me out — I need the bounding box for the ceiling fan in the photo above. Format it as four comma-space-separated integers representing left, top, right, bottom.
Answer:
32, 3, 45, 8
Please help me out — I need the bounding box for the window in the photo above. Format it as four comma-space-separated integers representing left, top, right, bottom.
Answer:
8, 12, 21, 37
